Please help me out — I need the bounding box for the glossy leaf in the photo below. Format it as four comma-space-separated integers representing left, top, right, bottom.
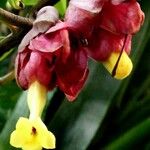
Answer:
48, 61, 122, 150
55, 0, 67, 16
0, 92, 28, 149
23, 0, 38, 6
0, 0, 7, 8
104, 119, 150, 150
47, 2, 150, 150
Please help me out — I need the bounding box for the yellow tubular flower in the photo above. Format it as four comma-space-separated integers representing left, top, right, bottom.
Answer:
27, 81, 47, 120
10, 117, 56, 150
103, 51, 133, 79
10, 81, 56, 150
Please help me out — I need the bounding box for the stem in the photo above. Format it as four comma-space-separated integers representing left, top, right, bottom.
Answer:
0, 70, 15, 85
0, 8, 33, 27
0, 0, 60, 57
0, 29, 29, 57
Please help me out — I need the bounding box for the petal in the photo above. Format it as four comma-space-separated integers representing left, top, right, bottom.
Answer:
15, 117, 33, 141
65, 68, 89, 101
23, 52, 41, 83
99, 1, 145, 34
87, 29, 132, 61
111, 0, 125, 5
46, 21, 67, 34
33, 6, 59, 27
29, 32, 63, 53
33, 118, 56, 149
15, 50, 30, 89
23, 51, 56, 89
10, 117, 33, 148
69, 0, 106, 13
28, 21, 69, 54
18, 7, 59, 52
10, 132, 40, 150
65, 3, 97, 37
39, 131, 56, 149
10, 131, 24, 148
65, 0, 107, 37
103, 51, 133, 79
56, 48, 89, 101
16, 117, 31, 130
22, 140, 42, 150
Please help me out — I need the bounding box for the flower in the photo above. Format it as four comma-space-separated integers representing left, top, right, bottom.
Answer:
10, 81, 56, 150
16, 7, 88, 101
27, 81, 47, 119
87, 28, 133, 79
10, 117, 55, 150
65, 0, 144, 79
103, 51, 133, 79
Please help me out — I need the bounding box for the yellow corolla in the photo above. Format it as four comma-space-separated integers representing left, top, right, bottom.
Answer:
103, 51, 133, 79
10, 81, 56, 149
10, 117, 55, 150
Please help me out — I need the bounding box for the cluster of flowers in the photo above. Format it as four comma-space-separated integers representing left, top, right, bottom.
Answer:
10, 0, 144, 150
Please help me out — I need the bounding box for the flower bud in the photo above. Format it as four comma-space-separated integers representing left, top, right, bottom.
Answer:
103, 51, 133, 79
10, 117, 56, 150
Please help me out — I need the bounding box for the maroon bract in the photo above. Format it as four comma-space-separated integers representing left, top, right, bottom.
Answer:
88, 0, 144, 62
65, 0, 144, 61
99, 1, 145, 35
56, 46, 88, 100
65, 0, 144, 79
65, 0, 107, 37
87, 28, 132, 61
16, 7, 88, 101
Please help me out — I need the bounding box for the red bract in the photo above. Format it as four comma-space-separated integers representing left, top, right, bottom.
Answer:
87, 28, 132, 61
99, 1, 145, 34
56, 46, 88, 100
65, 0, 144, 61
65, 0, 106, 37
16, 7, 88, 101
88, 0, 144, 62
64, 0, 144, 80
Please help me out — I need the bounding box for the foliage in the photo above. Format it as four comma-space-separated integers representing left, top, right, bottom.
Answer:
0, 0, 150, 150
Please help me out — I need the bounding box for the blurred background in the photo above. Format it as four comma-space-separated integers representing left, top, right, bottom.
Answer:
0, 0, 150, 150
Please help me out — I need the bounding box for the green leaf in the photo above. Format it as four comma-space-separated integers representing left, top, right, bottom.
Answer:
116, 0, 150, 107
0, 82, 21, 110
103, 119, 150, 150
47, 3, 150, 150
0, 81, 21, 131
0, 0, 7, 8
55, 0, 67, 16
0, 49, 14, 62
0, 139, 6, 150
114, 3, 150, 127
87, 4, 150, 149
23, 0, 38, 6
48, 61, 122, 150
0, 92, 28, 149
